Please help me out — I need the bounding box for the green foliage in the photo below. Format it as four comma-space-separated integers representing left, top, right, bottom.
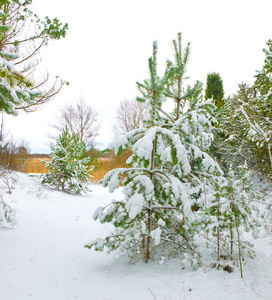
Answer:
254, 39, 272, 96
42, 16, 68, 41
205, 72, 224, 109
0, 0, 9, 9
2, 0, 68, 45
41, 126, 93, 194
136, 40, 174, 128
164, 32, 203, 120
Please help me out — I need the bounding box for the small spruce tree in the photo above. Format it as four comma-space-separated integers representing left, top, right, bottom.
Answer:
41, 126, 93, 194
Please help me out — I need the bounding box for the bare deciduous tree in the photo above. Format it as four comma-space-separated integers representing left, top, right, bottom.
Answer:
52, 98, 100, 149
114, 99, 147, 138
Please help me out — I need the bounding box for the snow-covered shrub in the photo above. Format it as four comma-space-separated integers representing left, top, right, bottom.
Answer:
0, 194, 17, 228
0, 166, 17, 194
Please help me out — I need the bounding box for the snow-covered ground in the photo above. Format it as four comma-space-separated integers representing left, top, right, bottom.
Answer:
0, 173, 272, 300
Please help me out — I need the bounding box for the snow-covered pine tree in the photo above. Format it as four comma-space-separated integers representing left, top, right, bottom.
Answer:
41, 126, 93, 194
86, 33, 222, 265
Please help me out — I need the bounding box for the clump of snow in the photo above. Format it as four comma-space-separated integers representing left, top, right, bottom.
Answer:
103, 168, 127, 192
150, 227, 162, 245
133, 127, 156, 160
170, 175, 192, 221
125, 193, 144, 219
109, 128, 145, 155
158, 218, 166, 226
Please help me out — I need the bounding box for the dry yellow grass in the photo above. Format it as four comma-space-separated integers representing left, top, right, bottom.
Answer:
24, 157, 51, 174
24, 155, 129, 184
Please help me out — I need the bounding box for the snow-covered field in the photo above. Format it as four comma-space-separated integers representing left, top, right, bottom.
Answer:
0, 173, 272, 300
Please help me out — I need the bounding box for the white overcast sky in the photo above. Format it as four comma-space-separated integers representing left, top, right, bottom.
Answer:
5, 0, 272, 153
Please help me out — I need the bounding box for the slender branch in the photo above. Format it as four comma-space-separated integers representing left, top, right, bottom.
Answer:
14, 38, 47, 65
5, 32, 47, 45
157, 106, 175, 123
